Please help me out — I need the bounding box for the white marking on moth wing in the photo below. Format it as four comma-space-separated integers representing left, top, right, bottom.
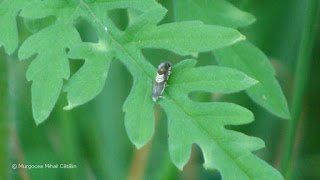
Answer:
155, 74, 164, 83
160, 82, 166, 94
152, 96, 157, 102
104, 27, 108, 31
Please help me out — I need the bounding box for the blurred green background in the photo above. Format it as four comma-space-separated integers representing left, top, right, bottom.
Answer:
1, 0, 320, 179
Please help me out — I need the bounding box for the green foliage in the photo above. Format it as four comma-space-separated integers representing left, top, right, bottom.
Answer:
215, 41, 290, 119
19, 23, 81, 124
173, 0, 255, 28
0, 0, 33, 54
172, 0, 290, 119
17, 0, 244, 125
160, 60, 283, 179
0, 0, 287, 179
63, 43, 112, 110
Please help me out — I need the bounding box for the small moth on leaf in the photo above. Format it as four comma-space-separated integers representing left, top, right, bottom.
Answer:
152, 62, 171, 102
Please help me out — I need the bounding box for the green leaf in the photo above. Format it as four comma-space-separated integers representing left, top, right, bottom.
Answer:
167, 59, 257, 93
19, 24, 81, 124
0, 0, 33, 54
123, 74, 154, 148
17, 0, 243, 123
170, 0, 290, 119
13, 0, 283, 178
172, 0, 256, 28
159, 59, 283, 179
63, 42, 113, 110
215, 41, 290, 119
133, 21, 245, 56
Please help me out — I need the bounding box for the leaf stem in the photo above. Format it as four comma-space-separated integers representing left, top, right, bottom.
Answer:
280, 0, 320, 177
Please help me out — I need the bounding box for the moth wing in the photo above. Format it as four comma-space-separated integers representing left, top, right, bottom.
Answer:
166, 71, 170, 80
152, 82, 165, 98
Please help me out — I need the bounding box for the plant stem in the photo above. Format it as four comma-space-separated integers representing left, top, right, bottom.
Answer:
280, 0, 320, 178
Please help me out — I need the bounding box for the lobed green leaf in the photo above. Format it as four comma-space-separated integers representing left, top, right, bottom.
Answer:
18, 24, 81, 124
168, 59, 257, 93
123, 75, 154, 148
159, 59, 283, 179
133, 21, 245, 56
215, 41, 290, 119
0, 0, 285, 178
171, 0, 290, 120
63, 42, 112, 110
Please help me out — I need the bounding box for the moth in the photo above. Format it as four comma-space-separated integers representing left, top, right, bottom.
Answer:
152, 62, 171, 102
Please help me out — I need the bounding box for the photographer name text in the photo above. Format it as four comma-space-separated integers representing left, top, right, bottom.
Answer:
12, 163, 77, 170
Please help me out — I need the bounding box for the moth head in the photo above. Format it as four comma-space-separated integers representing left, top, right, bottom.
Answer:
158, 62, 171, 73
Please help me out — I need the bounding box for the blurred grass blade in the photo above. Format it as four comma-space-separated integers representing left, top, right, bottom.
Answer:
280, 0, 320, 178
0, 52, 9, 180
8, 55, 61, 179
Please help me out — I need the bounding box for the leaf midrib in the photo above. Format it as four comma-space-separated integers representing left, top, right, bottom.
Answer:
81, 1, 252, 178
164, 93, 252, 179
80, 0, 152, 79
170, 79, 246, 85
